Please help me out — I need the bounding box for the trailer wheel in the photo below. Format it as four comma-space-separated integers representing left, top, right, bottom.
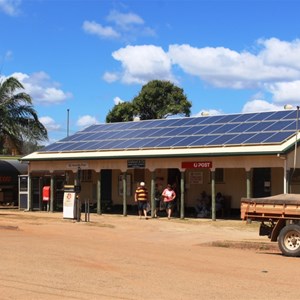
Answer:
278, 224, 300, 257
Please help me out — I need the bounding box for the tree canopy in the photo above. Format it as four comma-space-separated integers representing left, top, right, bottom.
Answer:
0, 76, 48, 155
106, 80, 192, 123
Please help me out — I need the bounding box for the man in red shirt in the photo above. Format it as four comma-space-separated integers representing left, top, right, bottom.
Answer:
135, 182, 148, 219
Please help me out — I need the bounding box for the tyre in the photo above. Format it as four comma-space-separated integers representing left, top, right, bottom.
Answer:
278, 224, 300, 257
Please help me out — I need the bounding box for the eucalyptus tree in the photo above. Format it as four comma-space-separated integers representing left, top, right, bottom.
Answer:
0, 76, 48, 155
106, 80, 192, 122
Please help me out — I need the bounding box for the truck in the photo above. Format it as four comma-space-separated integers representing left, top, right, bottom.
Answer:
241, 194, 300, 257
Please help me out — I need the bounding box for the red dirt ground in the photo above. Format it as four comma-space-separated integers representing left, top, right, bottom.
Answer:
0, 210, 299, 300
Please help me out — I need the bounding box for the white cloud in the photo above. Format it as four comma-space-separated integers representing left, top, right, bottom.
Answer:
242, 99, 283, 113
113, 97, 124, 105
107, 38, 300, 108
82, 20, 120, 39
258, 38, 300, 69
10, 71, 72, 104
39, 116, 61, 131
83, 10, 155, 42
193, 109, 223, 117
0, 0, 21, 16
77, 115, 98, 128
168, 43, 299, 89
112, 45, 174, 84
106, 10, 144, 30
265, 80, 300, 103
102, 71, 119, 83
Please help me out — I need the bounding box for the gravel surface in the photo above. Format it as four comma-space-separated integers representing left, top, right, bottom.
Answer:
0, 210, 298, 300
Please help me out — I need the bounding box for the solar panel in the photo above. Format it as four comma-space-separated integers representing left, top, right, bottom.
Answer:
244, 121, 274, 132
264, 120, 293, 131
242, 132, 273, 144
38, 109, 299, 153
196, 124, 220, 134
206, 134, 236, 146
224, 133, 254, 145
172, 136, 201, 147
263, 131, 295, 143
189, 135, 221, 146
282, 110, 297, 120
265, 110, 295, 120
231, 113, 258, 123
155, 136, 185, 148
230, 123, 253, 133
283, 121, 297, 131
211, 123, 240, 134
246, 112, 272, 122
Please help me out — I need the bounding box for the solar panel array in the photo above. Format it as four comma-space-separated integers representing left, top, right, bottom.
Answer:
40, 110, 298, 152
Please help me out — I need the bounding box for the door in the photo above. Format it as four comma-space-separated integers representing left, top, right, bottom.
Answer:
101, 170, 112, 211
167, 168, 181, 214
252, 168, 271, 198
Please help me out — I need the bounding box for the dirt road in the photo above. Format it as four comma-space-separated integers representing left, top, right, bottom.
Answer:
0, 211, 299, 299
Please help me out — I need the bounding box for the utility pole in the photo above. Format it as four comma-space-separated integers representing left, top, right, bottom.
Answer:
67, 108, 70, 137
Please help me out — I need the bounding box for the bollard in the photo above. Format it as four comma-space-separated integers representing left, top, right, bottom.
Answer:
84, 198, 90, 222
76, 195, 81, 222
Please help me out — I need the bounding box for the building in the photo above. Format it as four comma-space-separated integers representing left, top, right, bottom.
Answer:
0, 159, 28, 206
21, 109, 300, 219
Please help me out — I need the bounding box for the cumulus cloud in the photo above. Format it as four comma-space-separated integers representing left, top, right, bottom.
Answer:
258, 38, 300, 69
106, 10, 144, 30
83, 10, 155, 42
82, 21, 120, 39
242, 99, 283, 113
10, 71, 72, 104
102, 71, 119, 83
39, 116, 61, 131
106, 38, 300, 106
77, 115, 98, 128
265, 80, 300, 103
111, 45, 174, 84
168, 43, 299, 89
0, 0, 21, 16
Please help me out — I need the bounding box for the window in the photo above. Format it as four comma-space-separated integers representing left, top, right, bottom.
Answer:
215, 168, 224, 183
209, 168, 224, 184
81, 170, 92, 182
19, 176, 28, 191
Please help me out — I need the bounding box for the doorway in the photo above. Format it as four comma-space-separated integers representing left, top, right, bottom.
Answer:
252, 168, 271, 198
101, 169, 112, 211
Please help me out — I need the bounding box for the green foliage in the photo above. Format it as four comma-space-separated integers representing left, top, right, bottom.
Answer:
0, 76, 48, 155
106, 102, 135, 123
106, 80, 192, 122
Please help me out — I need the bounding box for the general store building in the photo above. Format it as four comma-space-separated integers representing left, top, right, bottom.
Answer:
21, 109, 300, 219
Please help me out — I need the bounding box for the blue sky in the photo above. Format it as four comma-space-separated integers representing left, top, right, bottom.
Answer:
1, 0, 300, 144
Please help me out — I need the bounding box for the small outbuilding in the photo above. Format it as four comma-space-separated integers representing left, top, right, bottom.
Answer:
0, 159, 28, 206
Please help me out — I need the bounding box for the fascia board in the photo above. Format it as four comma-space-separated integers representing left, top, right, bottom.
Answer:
21, 137, 297, 161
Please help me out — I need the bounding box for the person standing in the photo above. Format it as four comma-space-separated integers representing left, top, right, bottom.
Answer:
135, 182, 148, 219
162, 184, 176, 219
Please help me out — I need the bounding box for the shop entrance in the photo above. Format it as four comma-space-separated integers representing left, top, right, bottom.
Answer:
101, 169, 112, 211
168, 168, 181, 215
252, 168, 271, 198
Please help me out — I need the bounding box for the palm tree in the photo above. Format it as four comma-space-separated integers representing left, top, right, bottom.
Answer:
0, 76, 48, 155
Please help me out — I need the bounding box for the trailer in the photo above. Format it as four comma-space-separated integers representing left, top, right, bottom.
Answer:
241, 194, 300, 257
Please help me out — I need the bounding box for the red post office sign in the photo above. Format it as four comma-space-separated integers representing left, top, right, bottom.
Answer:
181, 161, 212, 169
